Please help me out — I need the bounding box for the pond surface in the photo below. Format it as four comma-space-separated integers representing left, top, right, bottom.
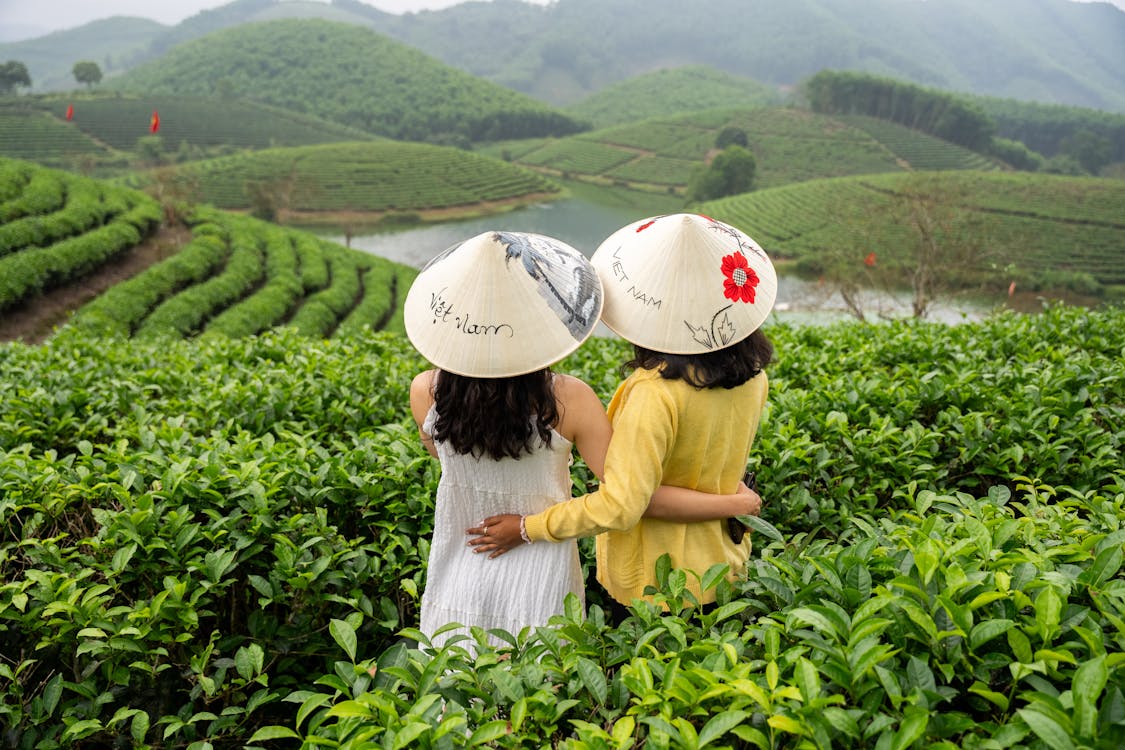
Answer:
309, 197, 1000, 326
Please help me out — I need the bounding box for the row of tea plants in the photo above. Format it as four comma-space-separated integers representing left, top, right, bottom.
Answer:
0, 305, 1122, 747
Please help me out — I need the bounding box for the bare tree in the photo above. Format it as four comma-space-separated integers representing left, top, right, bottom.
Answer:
815, 173, 995, 320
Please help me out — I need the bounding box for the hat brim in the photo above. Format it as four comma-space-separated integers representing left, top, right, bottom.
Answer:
591, 214, 776, 354
404, 231, 604, 377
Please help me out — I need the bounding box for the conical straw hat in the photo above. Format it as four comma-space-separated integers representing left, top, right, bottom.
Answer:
404, 231, 604, 378
590, 213, 776, 354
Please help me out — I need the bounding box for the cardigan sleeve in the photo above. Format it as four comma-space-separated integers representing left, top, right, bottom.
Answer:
523, 375, 675, 543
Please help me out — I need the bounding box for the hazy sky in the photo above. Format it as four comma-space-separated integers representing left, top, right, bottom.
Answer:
0, 0, 549, 40
0, 0, 1120, 40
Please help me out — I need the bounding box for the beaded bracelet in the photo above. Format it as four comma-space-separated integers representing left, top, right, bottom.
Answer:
519, 515, 532, 544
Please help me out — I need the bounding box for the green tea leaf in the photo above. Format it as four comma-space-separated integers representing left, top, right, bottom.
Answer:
247, 726, 301, 741
1072, 655, 1108, 740
970, 618, 1014, 648
329, 618, 357, 662
1018, 707, 1075, 750
577, 656, 608, 705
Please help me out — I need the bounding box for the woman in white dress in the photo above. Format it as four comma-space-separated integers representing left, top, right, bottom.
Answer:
403, 230, 755, 649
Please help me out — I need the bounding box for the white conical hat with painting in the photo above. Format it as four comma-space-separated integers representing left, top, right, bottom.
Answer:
404, 230, 604, 378
590, 213, 776, 354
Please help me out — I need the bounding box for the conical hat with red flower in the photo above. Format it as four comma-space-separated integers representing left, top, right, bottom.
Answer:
589, 213, 776, 354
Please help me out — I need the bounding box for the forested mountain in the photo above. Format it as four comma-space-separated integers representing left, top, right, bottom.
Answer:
3, 0, 1122, 115
109, 19, 585, 144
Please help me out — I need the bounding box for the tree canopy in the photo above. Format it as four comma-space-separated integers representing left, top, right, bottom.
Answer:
0, 61, 31, 95
686, 144, 756, 203
72, 61, 103, 89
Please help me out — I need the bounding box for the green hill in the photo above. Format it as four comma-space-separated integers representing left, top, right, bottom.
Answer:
480, 106, 1001, 194
8, 0, 1122, 113
110, 19, 586, 144
0, 95, 375, 169
565, 66, 783, 128
150, 141, 561, 218
699, 170, 1125, 295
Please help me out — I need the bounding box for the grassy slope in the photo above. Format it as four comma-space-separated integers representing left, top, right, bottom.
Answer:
109, 18, 584, 143
149, 141, 561, 215
480, 106, 1001, 193
565, 65, 784, 128
699, 170, 1125, 291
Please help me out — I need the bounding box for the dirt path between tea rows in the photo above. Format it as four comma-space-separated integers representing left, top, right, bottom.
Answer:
0, 224, 190, 345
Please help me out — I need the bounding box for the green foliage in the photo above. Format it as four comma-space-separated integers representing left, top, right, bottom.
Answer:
973, 95, 1125, 163
1062, 129, 1114, 175
71, 61, 102, 89
111, 19, 585, 143
715, 126, 749, 150
0, 60, 31, 95
686, 144, 757, 202
988, 137, 1046, 172
4, 306, 1122, 746
804, 70, 996, 153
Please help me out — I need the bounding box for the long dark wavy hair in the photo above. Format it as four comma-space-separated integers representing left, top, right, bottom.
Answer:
625, 328, 773, 389
431, 369, 558, 460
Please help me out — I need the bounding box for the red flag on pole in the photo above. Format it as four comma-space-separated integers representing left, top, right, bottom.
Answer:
65, 104, 74, 121
864, 252, 877, 267
150, 110, 160, 133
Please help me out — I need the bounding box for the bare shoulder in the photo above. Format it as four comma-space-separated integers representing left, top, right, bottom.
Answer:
411, 369, 437, 395
409, 369, 437, 422
552, 373, 601, 406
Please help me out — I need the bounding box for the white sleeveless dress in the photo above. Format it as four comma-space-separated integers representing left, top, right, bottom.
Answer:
419, 405, 585, 649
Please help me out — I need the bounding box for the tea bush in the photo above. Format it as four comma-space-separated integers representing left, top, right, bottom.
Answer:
1, 305, 1122, 747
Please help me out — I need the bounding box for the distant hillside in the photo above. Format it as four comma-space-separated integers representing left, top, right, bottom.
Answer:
147, 141, 561, 218
5, 0, 1122, 115
0, 96, 374, 169
700, 170, 1125, 295
0, 17, 166, 91
565, 66, 783, 128
110, 19, 585, 144
374, 0, 1125, 111
479, 107, 1001, 195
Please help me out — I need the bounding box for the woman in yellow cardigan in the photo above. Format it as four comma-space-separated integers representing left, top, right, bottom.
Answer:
468, 214, 776, 620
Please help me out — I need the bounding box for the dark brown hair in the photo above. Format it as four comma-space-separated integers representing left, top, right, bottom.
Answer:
431, 369, 558, 460
625, 328, 773, 389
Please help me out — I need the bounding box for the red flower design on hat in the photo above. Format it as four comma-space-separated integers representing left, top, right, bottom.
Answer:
721, 252, 759, 303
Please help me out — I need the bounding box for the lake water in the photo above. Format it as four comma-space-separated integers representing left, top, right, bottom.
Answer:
310, 197, 998, 325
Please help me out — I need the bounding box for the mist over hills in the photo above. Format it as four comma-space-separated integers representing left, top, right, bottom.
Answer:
2, 0, 1123, 114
